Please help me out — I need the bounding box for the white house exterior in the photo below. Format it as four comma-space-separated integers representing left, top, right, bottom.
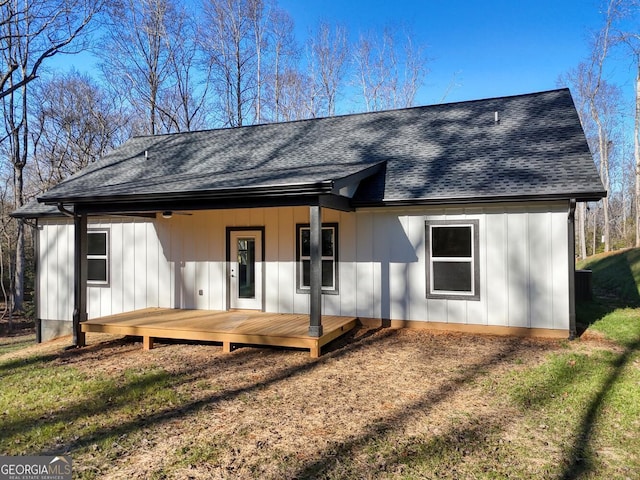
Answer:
14, 89, 606, 344
36, 201, 572, 340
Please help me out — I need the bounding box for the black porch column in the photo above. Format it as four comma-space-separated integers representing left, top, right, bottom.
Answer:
309, 205, 323, 337
73, 213, 88, 347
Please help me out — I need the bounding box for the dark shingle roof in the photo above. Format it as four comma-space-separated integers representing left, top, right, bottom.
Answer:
11, 200, 70, 219
23, 88, 604, 215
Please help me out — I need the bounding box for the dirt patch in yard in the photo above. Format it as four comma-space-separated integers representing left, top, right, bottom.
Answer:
1, 326, 625, 479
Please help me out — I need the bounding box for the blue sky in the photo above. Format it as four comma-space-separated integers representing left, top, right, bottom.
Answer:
52, 0, 633, 108
279, 0, 626, 105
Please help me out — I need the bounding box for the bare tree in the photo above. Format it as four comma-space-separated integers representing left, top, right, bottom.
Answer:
635, 55, 640, 247
269, 68, 314, 121
0, 0, 103, 313
561, 63, 623, 256
100, 0, 180, 135
590, 1, 617, 252
29, 72, 129, 191
201, 0, 259, 127
569, 0, 620, 254
155, 7, 211, 132
249, 0, 268, 123
0, 0, 101, 100
613, 0, 640, 245
352, 26, 427, 112
307, 21, 348, 117
266, 7, 298, 122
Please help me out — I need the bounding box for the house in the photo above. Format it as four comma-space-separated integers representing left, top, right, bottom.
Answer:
13, 88, 606, 353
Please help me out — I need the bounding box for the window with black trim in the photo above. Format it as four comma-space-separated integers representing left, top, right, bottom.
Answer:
426, 220, 479, 300
296, 223, 338, 293
87, 230, 109, 284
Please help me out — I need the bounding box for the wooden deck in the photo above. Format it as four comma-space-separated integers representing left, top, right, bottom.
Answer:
80, 308, 358, 357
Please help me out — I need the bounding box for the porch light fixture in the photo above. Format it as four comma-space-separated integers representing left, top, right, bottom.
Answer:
162, 211, 173, 219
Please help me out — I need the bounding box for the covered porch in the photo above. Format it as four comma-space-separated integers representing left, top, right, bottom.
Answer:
81, 308, 358, 358
36, 127, 386, 351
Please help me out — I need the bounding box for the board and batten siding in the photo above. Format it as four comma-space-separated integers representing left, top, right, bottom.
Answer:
36, 201, 571, 338
38, 217, 169, 322
347, 203, 569, 330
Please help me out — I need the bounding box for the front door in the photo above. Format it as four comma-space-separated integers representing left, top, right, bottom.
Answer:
229, 230, 263, 310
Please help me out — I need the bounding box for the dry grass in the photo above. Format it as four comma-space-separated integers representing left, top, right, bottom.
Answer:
1, 323, 638, 479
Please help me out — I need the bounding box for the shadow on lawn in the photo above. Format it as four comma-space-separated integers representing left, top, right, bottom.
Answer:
291, 338, 529, 479
0, 336, 140, 374
2, 326, 395, 457
576, 249, 640, 335
560, 335, 640, 479
4, 318, 636, 478
558, 283, 640, 479
294, 310, 640, 477
567, 253, 640, 478
3, 327, 534, 478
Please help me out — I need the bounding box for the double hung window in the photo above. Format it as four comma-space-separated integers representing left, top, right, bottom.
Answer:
87, 230, 109, 284
426, 220, 479, 300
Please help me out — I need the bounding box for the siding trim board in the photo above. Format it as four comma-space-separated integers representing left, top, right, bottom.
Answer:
358, 317, 569, 339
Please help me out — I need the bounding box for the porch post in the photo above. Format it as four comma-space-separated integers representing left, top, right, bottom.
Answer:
73, 213, 87, 347
309, 205, 323, 337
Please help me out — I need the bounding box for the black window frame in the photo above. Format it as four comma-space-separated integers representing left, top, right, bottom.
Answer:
87, 229, 110, 286
296, 223, 339, 295
425, 220, 480, 301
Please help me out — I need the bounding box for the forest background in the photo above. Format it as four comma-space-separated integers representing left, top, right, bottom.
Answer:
0, 0, 638, 319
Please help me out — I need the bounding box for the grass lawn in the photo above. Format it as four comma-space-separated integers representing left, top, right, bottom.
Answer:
1, 251, 639, 479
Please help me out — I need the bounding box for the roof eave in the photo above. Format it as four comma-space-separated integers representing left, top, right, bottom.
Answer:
353, 191, 607, 208
39, 181, 336, 207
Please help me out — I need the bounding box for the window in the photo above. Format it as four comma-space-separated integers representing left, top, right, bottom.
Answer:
87, 230, 109, 284
296, 223, 338, 294
426, 220, 479, 300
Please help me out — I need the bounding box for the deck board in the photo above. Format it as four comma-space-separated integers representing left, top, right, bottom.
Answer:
81, 308, 357, 357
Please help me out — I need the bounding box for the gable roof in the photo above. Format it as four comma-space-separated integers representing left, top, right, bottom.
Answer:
14, 88, 605, 218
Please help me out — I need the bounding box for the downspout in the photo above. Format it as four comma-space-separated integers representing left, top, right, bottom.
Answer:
57, 203, 74, 218
568, 199, 577, 340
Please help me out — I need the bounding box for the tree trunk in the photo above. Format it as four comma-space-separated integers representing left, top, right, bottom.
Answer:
274, 45, 280, 121
12, 164, 24, 313
579, 202, 587, 259
635, 57, 640, 247
9, 78, 27, 314
13, 219, 24, 312
593, 109, 610, 252
236, 41, 242, 127
254, 10, 262, 124
592, 207, 597, 255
